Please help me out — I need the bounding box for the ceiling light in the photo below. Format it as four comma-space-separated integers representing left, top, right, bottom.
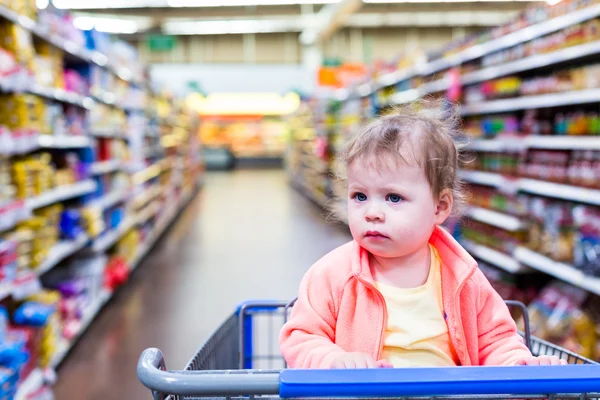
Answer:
168, 0, 339, 5
363, 0, 538, 2
54, 0, 166, 9
36, 0, 49, 9
163, 18, 305, 35
73, 16, 141, 34
53, 0, 337, 8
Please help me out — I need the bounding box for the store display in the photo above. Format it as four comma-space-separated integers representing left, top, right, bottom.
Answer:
0, 2, 203, 398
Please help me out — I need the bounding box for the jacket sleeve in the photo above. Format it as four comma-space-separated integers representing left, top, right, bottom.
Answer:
475, 270, 533, 366
279, 265, 347, 369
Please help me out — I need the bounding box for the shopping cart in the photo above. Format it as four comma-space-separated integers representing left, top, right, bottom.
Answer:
137, 299, 600, 400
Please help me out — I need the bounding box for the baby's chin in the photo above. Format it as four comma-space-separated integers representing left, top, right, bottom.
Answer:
360, 241, 406, 259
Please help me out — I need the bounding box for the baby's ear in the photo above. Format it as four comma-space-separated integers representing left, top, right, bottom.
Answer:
435, 189, 453, 224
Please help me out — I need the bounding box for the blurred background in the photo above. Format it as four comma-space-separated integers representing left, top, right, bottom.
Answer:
0, 0, 600, 398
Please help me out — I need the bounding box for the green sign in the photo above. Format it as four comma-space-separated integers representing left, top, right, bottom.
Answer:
147, 35, 177, 52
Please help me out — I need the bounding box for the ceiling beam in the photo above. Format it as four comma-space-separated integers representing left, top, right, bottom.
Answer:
300, 0, 363, 45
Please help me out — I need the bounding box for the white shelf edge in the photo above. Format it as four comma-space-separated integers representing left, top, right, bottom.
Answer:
458, 170, 506, 187
519, 178, 600, 206
88, 189, 129, 210
460, 169, 600, 206
466, 136, 600, 152
15, 368, 44, 400
432, 2, 600, 75
38, 135, 91, 149
28, 85, 91, 108
514, 246, 600, 296
465, 206, 526, 232
26, 180, 97, 211
36, 234, 89, 276
91, 160, 122, 175
462, 240, 527, 274
461, 89, 600, 116
92, 216, 136, 253
462, 40, 600, 86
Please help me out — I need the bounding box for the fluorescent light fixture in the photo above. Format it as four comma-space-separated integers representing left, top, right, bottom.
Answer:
73, 16, 142, 34
36, 0, 49, 9
53, 0, 337, 8
163, 18, 305, 35
168, 0, 339, 6
363, 0, 537, 2
54, 0, 166, 8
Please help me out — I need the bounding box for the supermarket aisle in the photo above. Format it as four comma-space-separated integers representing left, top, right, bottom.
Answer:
53, 170, 351, 399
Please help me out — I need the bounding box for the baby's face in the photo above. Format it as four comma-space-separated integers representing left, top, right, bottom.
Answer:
347, 155, 442, 259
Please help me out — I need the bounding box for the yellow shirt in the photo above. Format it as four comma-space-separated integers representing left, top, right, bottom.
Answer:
375, 245, 458, 367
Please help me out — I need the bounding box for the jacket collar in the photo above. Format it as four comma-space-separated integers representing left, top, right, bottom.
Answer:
351, 225, 477, 287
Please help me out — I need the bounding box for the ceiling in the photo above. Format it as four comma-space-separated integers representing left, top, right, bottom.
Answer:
45, 0, 538, 41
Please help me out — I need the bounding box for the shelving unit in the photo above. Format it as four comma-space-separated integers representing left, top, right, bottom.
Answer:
515, 247, 600, 296
465, 206, 526, 232
35, 235, 90, 277
461, 89, 600, 116
90, 160, 123, 175
461, 240, 528, 274
460, 171, 600, 206
26, 181, 97, 211
91, 216, 137, 253
0, 5, 202, 397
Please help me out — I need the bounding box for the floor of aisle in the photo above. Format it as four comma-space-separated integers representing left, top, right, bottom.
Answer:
53, 169, 352, 400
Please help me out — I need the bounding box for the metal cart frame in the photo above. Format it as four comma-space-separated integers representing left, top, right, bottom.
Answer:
138, 300, 600, 400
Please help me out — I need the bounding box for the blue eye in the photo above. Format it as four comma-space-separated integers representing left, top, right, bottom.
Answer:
387, 194, 402, 203
354, 193, 367, 202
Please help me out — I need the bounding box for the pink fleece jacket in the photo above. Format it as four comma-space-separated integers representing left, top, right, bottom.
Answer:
280, 226, 532, 368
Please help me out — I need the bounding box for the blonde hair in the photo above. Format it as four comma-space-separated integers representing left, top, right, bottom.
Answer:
332, 99, 467, 219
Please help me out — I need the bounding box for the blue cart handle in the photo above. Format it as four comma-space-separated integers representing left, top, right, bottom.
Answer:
280, 366, 600, 398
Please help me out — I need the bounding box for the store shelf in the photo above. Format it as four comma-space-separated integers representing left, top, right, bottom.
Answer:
519, 178, 600, 206
0, 202, 30, 233
467, 136, 600, 152
133, 185, 162, 208
390, 89, 421, 105
514, 247, 600, 296
89, 130, 124, 139
28, 85, 92, 109
133, 164, 162, 185
525, 135, 600, 150
462, 240, 527, 274
431, 2, 600, 75
35, 234, 89, 276
465, 206, 526, 231
51, 289, 113, 369
136, 202, 160, 225
15, 368, 44, 400
91, 160, 122, 175
38, 135, 91, 149
88, 189, 129, 211
0, 6, 142, 86
462, 40, 600, 86
91, 216, 136, 253
26, 180, 97, 211
459, 170, 600, 205
458, 170, 507, 187
462, 89, 600, 116
420, 78, 450, 95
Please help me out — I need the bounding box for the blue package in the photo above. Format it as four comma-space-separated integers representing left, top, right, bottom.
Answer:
13, 302, 55, 327
60, 210, 83, 240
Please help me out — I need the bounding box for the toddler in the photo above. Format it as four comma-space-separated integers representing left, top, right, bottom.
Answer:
280, 103, 566, 369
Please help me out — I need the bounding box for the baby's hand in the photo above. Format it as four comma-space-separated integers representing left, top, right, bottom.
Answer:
515, 355, 568, 366
331, 352, 392, 369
